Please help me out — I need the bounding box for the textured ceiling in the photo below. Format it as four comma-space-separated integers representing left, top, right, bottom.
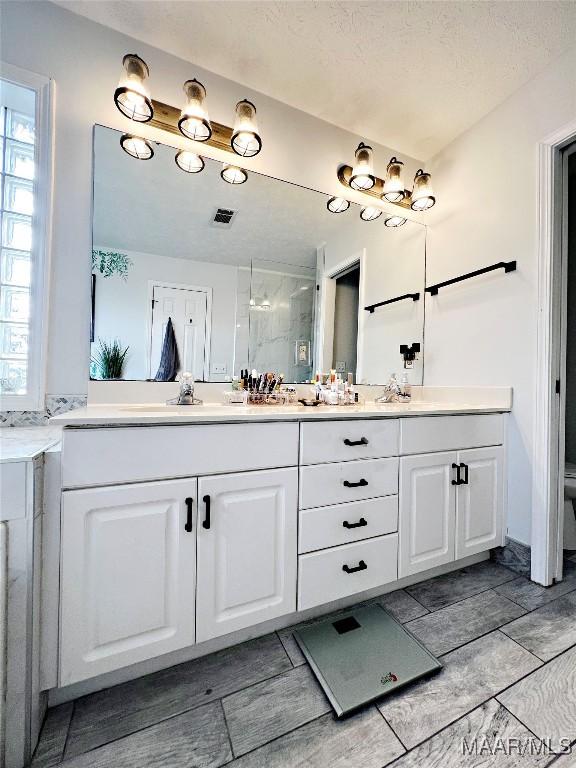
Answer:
58, 0, 576, 159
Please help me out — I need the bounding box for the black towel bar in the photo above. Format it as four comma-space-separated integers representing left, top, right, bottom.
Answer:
364, 292, 420, 313
425, 261, 516, 296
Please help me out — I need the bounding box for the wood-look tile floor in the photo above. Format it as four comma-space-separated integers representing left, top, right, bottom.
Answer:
31, 559, 576, 768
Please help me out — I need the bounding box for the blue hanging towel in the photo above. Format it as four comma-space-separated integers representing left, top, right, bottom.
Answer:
155, 317, 180, 381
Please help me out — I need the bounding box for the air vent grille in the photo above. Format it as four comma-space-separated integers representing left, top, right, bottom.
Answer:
212, 208, 236, 228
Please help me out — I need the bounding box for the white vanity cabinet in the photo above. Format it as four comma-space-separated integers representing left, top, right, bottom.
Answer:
196, 468, 298, 642
60, 479, 197, 686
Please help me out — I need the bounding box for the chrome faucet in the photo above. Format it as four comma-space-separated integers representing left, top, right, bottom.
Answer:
375, 374, 402, 403
167, 372, 203, 405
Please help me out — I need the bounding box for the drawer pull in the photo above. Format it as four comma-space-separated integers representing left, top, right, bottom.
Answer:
202, 495, 211, 529
184, 497, 193, 532
451, 463, 462, 486
342, 560, 367, 574
343, 479, 368, 488
460, 462, 469, 484
343, 517, 368, 529
343, 437, 369, 447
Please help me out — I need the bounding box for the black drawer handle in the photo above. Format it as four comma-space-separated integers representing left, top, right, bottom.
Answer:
184, 497, 193, 532
343, 517, 368, 529
202, 495, 211, 529
342, 560, 367, 574
343, 437, 369, 447
343, 479, 368, 488
460, 462, 469, 485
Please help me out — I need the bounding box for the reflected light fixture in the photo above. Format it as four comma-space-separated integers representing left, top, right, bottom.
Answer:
327, 196, 350, 213
384, 215, 407, 227
349, 142, 375, 191
178, 79, 212, 141
411, 169, 436, 211
175, 150, 205, 174
119, 134, 154, 160
114, 54, 153, 122
231, 100, 262, 157
221, 164, 248, 184
360, 205, 382, 222
383, 157, 405, 203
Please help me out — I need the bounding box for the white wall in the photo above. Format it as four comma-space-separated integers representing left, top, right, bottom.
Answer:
0, 0, 422, 398
92, 248, 239, 381
425, 44, 576, 545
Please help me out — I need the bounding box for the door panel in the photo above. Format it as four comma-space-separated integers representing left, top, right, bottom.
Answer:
399, 452, 457, 577
456, 446, 503, 558
60, 479, 196, 685
197, 468, 297, 642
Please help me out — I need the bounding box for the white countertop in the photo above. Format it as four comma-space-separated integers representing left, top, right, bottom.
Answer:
0, 426, 62, 462
50, 400, 511, 427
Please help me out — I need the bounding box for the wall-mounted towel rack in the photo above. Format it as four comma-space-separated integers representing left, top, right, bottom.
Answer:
425, 261, 516, 296
364, 292, 420, 313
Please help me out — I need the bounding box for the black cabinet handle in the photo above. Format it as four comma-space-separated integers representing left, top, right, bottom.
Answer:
460, 462, 469, 485
343, 437, 369, 447
342, 560, 367, 574
343, 479, 368, 488
451, 463, 461, 486
202, 495, 211, 529
343, 517, 368, 529
184, 497, 193, 532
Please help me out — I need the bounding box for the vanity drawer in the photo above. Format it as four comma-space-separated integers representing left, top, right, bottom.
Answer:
298, 496, 398, 553
62, 422, 299, 488
300, 419, 399, 465
400, 414, 503, 455
299, 458, 398, 510
298, 534, 398, 610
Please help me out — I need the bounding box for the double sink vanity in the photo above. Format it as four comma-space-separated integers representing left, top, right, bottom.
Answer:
49, 396, 508, 692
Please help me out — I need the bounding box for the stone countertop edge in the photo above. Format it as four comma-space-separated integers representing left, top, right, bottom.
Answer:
50, 402, 511, 428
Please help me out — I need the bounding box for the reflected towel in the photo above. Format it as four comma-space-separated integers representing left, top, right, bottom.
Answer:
154, 317, 180, 382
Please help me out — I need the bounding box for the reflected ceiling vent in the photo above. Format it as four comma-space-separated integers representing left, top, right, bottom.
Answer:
211, 207, 237, 228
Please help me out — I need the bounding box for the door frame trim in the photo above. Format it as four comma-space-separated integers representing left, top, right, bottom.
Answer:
147, 280, 213, 381
533, 119, 576, 585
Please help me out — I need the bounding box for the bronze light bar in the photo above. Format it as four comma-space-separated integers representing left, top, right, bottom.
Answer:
338, 165, 413, 210
149, 99, 237, 155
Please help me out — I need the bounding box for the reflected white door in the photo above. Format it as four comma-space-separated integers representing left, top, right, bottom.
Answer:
150, 285, 208, 380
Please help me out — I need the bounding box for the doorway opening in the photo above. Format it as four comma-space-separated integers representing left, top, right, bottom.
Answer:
332, 265, 360, 380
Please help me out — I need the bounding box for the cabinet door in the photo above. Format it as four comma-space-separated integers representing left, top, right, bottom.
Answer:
399, 452, 457, 578
197, 468, 297, 642
60, 479, 197, 685
456, 446, 503, 559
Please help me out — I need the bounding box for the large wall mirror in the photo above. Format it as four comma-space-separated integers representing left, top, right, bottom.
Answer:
91, 125, 426, 384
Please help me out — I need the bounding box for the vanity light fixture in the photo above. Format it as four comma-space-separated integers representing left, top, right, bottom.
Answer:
384, 215, 407, 227
221, 164, 248, 184
119, 133, 154, 160
382, 158, 405, 203
410, 169, 436, 211
360, 206, 382, 222
175, 150, 205, 174
349, 143, 375, 191
114, 54, 153, 122
327, 197, 350, 213
178, 79, 212, 142
231, 100, 262, 157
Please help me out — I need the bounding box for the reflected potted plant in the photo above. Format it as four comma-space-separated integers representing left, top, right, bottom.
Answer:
91, 338, 129, 380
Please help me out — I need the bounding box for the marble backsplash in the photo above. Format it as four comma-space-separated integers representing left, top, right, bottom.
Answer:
0, 394, 88, 426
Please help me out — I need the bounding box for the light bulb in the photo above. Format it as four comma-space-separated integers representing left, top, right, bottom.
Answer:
327, 197, 350, 213
175, 150, 204, 174
349, 142, 375, 191
114, 54, 153, 122
178, 79, 212, 142
411, 169, 436, 211
221, 164, 248, 184
231, 100, 262, 157
384, 215, 407, 227
119, 134, 154, 160
360, 206, 382, 221
383, 157, 405, 203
